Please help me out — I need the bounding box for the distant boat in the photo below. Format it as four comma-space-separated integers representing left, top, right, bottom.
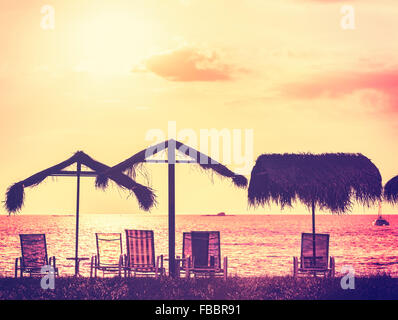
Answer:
374, 216, 389, 226
373, 201, 389, 226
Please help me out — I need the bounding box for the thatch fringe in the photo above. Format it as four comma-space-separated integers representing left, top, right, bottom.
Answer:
233, 175, 248, 188
248, 153, 382, 213
5, 183, 25, 213
131, 184, 157, 211
95, 174, 109, 189
384, 175, 398, 205
96, 139, 248, 189
5, 151, 156, 213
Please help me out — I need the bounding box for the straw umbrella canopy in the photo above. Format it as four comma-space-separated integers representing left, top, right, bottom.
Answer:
5, 151, 155, 275
96, 139, 248, 277
384, 175, 398, 205
248, 153, 382, 261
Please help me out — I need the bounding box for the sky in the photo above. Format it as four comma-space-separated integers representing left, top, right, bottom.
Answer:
1, 0, 398, 216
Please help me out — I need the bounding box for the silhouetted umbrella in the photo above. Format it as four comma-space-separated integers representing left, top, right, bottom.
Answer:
384, 175, 398, 205
96, 139, 247, 277
5, 151, 155, 275
248, 153, 382, 261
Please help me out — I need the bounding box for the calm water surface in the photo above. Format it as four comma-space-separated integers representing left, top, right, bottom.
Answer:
0, 214, 397, 277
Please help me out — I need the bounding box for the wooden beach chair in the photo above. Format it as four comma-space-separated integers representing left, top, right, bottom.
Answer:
182, 231, 228, 280
15, 234, 58, 278
90, 233, 124, 277
124, 230, 165, 277
293, 233, 335, 277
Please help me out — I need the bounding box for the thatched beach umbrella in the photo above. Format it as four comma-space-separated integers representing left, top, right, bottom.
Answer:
384, 175, 398, 205
5, 151, 155, 275
248, 153, 382, 262
96, 139, 247, 277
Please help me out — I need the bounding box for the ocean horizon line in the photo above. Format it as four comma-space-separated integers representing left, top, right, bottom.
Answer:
2, 212, 392, 216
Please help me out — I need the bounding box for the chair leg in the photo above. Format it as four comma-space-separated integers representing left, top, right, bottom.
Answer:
155, 255, 160, 278
293, 257, 298, 277
50, 256, 58, 277
94, 256, 98, 278
118, 255, 122, 277
330, 256, 335, 278
185, 257, 190, 278
90, 256, 94, 278
15, 258, 19, 278
224, 256, 228, 280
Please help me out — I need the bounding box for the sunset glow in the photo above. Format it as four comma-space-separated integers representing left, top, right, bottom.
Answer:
0, 0, 397, 216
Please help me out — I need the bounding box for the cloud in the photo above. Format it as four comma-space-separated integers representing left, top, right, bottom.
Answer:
280, 68, 398, 112
133, 46, 238, 82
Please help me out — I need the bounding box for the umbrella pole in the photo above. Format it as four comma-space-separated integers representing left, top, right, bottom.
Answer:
312, 200, 316, 269
168, 141, 176, 278
75, 161, 81, 276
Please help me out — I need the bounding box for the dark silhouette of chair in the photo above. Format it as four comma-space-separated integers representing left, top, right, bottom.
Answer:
293, 233, 335, 277
182, 231, 228, 280
15, 234, 58, 278
124, 230, 164, 277
90, 233, 123, 277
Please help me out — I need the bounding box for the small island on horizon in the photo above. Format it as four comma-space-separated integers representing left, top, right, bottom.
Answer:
201, 212, 234, 217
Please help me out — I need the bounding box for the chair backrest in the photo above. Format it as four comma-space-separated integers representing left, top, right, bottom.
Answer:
96, 233, 123, 266
183, 231, 221, 269
300, 233, 329, 269
19, 234, 48, 269
125, 230, 155, 268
